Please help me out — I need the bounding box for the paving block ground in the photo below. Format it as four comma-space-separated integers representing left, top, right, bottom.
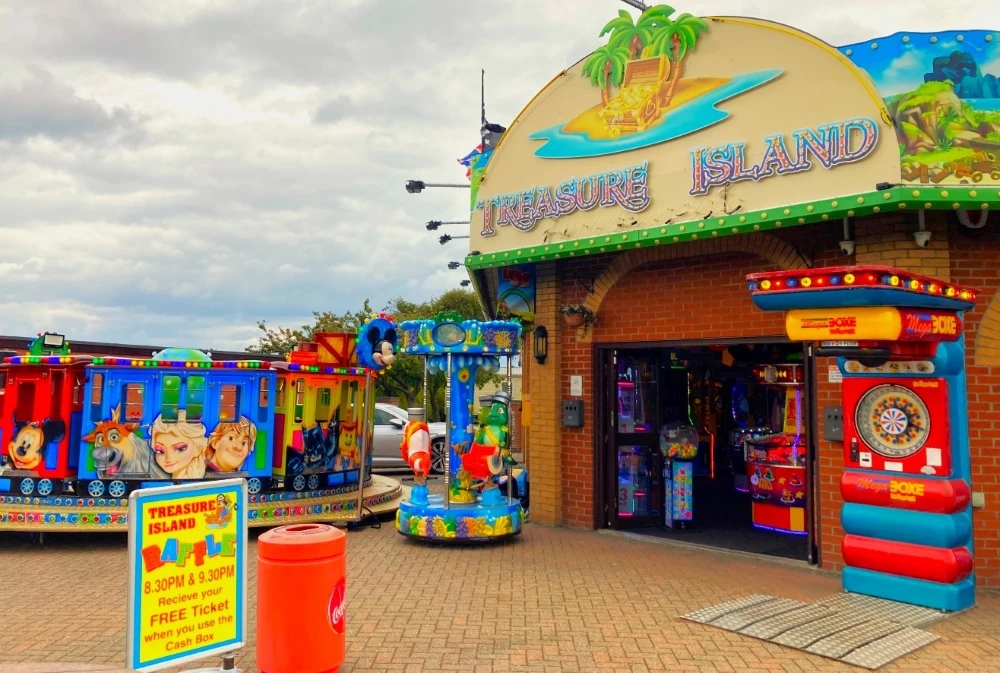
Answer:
1, 484, 998, 672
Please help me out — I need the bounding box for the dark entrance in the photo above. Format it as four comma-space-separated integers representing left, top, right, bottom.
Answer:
595, 339, 817, 562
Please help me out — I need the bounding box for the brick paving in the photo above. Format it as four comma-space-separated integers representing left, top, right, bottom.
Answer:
1, 495, 998, 672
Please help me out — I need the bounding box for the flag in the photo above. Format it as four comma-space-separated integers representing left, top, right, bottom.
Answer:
458, 144, 483, 180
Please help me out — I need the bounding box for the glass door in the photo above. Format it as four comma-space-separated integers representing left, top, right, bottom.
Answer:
612, 350, 662, 529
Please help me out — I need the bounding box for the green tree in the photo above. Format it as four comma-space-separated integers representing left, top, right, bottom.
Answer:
247, 289, 504, 421
646, 11, 708, 103
600, 9, 653, 59
582, 43, 631, 102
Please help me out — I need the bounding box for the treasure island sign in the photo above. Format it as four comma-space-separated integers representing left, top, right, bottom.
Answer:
471, 6, 900, 255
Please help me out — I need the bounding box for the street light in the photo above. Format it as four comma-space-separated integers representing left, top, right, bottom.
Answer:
405, 180, 469, 194
426, 220, 471, 231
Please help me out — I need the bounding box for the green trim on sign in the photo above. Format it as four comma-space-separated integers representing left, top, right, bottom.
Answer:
465, 186, 1000, 270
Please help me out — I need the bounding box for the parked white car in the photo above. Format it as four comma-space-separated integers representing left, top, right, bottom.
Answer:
372, 403, 449, 473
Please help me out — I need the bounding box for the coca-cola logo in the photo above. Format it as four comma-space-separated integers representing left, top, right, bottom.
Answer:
328, 578, 346, 634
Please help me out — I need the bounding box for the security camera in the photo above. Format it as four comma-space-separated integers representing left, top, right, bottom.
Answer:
913, 230, 931, 248
839, 240, 855, 256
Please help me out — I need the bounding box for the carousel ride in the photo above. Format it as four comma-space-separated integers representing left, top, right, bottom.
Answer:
395, 314, 524, 542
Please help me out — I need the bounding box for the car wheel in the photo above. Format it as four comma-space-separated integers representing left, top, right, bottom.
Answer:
431, 439, 447, 474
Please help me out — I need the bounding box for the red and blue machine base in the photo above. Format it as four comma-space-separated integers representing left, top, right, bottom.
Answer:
747, 266, 978, 612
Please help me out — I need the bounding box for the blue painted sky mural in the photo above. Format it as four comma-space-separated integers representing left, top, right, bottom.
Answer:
839, 31, 1000, 185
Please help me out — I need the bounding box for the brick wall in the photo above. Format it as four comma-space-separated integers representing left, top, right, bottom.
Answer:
526, 210, 1000, 585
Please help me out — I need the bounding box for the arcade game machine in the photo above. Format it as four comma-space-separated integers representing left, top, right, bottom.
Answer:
747, 266, 977, 611
744, 364, 808, 535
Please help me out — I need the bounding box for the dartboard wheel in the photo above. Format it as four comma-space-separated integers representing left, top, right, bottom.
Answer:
855, 384, 930, 458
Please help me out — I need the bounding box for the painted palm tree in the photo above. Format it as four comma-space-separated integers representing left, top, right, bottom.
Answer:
582, 43, 631, 104
647, 12, 709, 104
600, 10, 652, 59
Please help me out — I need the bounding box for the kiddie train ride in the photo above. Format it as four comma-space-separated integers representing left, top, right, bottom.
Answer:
747, 266, 977, 611
0, 322, 405, 532
394, 314, 524, 542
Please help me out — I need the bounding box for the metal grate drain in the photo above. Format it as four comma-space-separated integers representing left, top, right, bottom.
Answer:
680, 593, 946, 670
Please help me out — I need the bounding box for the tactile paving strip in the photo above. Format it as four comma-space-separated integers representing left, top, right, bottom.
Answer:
710, 598, 806, 631
680, 593, 947, 670
840, 627, 940, 669
816, 593, 946, 628
681, 594, 775, 624
739, 604, 834, 640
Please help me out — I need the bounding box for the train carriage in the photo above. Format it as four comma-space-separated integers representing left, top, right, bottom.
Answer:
271, 332, 371, 492
0, 333, 90, 497
77, 347, 277, 498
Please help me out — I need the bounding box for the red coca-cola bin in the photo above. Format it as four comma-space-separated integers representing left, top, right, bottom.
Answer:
257, 524, 347, 673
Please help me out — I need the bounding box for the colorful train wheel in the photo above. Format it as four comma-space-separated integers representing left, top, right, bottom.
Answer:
291, 475, 306, 492
108, 480, 127, 498
247, 478, 263, 495
36, 479, 54, 497
87, 480, 106, 498
307, 474, 320, 491
18, 478, 35, 496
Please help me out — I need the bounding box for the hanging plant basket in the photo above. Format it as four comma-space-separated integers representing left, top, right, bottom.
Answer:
558, 304, 596, 336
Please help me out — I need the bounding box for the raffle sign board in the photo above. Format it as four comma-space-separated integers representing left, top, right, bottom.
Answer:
126, 479, 248, 672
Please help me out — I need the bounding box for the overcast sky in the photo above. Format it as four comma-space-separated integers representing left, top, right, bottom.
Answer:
0, 0, 992, 351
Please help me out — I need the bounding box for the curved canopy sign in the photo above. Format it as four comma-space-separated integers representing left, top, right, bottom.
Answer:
469, 7, 903, 261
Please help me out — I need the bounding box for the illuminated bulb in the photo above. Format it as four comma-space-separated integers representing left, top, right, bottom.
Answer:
946, 288, 956, 297
774, 280, 783, 288
761, 280, 772, 290
801, 277, 812, 288
910, 280, 919, 290
961, 291, 971, 300
816, 278, 824, 285
830, 276, 840, 285
890, 276, 900, 286
929, 284, 938, 293
844, 274, 855, 284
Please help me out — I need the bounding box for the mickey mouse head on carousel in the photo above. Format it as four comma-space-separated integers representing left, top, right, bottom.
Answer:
356, 312, 398, 373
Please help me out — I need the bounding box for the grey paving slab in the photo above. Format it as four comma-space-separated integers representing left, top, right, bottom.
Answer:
738, 603, 834, 640
709, 597, 807, 631
680, 594, 775, 624
804, 619, 906, 659
816, 592, 947, 628
840, 626, 940, 670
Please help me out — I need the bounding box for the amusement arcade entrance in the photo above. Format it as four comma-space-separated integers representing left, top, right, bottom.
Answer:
595, 339, 816, 562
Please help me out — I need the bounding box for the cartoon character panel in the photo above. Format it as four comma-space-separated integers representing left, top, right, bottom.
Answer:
843, 376, 950, 476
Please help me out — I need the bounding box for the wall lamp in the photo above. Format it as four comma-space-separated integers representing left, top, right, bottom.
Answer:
533, 325, 548, 365
440, 234, 470, 245
405, 180, 469, 194
447, 261, 461, 269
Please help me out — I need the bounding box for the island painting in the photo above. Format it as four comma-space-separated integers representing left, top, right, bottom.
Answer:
841, 30, 1000, 185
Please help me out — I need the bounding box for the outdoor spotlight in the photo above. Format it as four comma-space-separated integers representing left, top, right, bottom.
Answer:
448, 261, 461, 269
426, 220, 442, 230
533, 325, 548, 365
405, 180, 426, 194
439, 234, 452, 245
875, 182, 896, 191
460, 280, 471, 287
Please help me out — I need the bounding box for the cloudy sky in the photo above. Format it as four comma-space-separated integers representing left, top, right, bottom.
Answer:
0, 0, 992, 351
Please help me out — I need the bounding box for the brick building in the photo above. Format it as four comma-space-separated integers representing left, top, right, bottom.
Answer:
462, 12, 1000, 591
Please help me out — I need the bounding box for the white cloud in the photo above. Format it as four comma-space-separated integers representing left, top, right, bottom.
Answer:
0, 0, 993, 350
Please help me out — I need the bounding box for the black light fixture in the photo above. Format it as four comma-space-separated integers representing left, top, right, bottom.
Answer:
447, 261, 461, 269
533, 325, 548, 365
460, 279, 471, 287
426, 220, 442, 230
405, 180, 426, 194
875, 181, 901, 191
439, 234, 452, 245
405, 180, 468, 194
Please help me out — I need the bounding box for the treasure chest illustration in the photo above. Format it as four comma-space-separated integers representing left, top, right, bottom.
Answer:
601, 54, 671, 138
